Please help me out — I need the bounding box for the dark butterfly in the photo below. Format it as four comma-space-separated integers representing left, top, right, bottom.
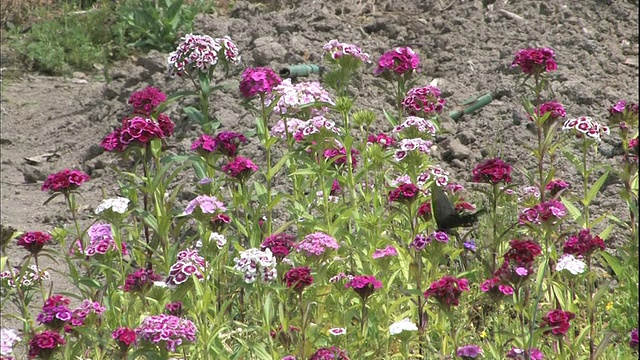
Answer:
430, 182, 485, 232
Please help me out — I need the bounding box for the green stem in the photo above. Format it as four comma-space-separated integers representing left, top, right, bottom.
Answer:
581, 141, 590, 228
260, 95, 273, 236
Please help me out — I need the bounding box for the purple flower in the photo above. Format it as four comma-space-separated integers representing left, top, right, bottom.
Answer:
506, 347, 544, 360
456, 344, 483, 358
296, 232, 340, 256
266, 79, 334, 116
463, 239, 477, 252
135, 314, 197, 352
472, 158, 512, 184
630, 328, 638, 349
410, 234, 430, 251
124, 268, 163, 292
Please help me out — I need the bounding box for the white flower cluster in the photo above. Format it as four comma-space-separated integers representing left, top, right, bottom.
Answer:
95, 197, 130, 215
0, 265, 50, 287
394, 138, 433, 162
233, 248, 277, 284
555, 254, 586, 275
168, 34, 240, 78
1, 328, 20, 356
195, 232, 227, 249
393, 116, 437, 136
389, 318, 418, 335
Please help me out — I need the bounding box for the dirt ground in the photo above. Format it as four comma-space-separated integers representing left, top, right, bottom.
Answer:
0, 0, 638, 344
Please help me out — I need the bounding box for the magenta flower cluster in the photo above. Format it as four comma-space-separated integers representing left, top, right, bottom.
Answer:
191, 131, 248, 157
296, 232, 340, 256
239, 67, 282, 98
345, 275, 383, 301
41, 169, 90, 193
374, 47, 420, 76
608, 100, 639, 125
511, 47, 557, 75
366, 133, 396, 148
402, 85, 446, 116
36, 295, 104, 332
166, 248, 208, 285
222, 156, 258, 179
323, 39, 371, 63
266, 79, 335, 116
506, 347, 544, 360
562, 116, 610, 142
372, 245, 398, 259
534, 100, 566, 122
135, 314, 197, 352
101, 116, 173, 152
112, 327, 137, 347
17, 231, 52, 255
423, 275, 470, 307
519, 199, 567, 225
168, 34, 240, 77
545, 179, 570, 196
310, 346, 350, 360
388, 183, 420, 203
123, 268, 163, 292
456, 344, 483, 359
128, 86, 167, 116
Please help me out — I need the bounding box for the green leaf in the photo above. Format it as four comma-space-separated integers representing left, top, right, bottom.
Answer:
600, 252, 623, 279
383, 109, 398, 126
183, 106, 205, 125
561, 197, 583, 223
43, 192, 62, 206
267, 153, 290, 180
584, 169, 610, 205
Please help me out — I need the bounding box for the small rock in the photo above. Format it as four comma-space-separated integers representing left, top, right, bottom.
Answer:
83, 145, 104, 163
456, 131, 476, 145
136, 50, 167, 74
441, 138, 473, 161
0, 138, 12, 145
21, 166, 48, 183
252, 37, 286, 66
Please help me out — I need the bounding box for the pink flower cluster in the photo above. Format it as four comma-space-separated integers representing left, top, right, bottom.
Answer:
393, 116, 437, 136
41, 169, 90, 193
168, 34, 240, 77
402, 86, 446, 116
394, 138, 433, 161
562, 116, 610, 142
297, 232, 340, 256
81, 222, 128, 257
261, 233, 296, 259
416, 165, 450, 188
293, 116, 342, 142
271, 118, 308, 139
366, 133, 396, 148
511, 47, 557, 75
233, 248, 277, 284
472, 158, 512, 184
112, 327, 137, 347
191, 131, 248, 157
372, 245, 398, 259
222, 156, 258, 179
545, 179, 570, 196
533, 100, 566, 122
519, 199, 566, 225
101, 116, 173, 152
239, 67, 282, 98
165, 301, 183, 317
166, 248, 208, 285
1, 328, 20, 358
323, 39, 371, 63
36, 295, 105, 332
123, 268, 163, 292
480, 277, 514, 296
135, 314, 197, 352
17, 231, 52, 255
424, 275, 469, 307
28, 330, 65, 359
345, 275, 383, 301
541, 309, 575, 336
374, 47, 420, 76
456, 344, 483, 359
184, 195, 226, 215
266, 79, 335, 116
608, 100, 639, 125
128, 86, 167, 116
562, 228, 605, 257
310, 346, 350, 360
388, 183, 420, 203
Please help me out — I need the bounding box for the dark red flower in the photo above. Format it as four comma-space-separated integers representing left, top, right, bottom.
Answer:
310, 346, 350, 360
417, 202, 432, 221
112, 327, 137, 347
41, 169, 90, 193
541, 309, 575, 335
28, 330, 66, 359
389, 183, 420, 203
261, 233, 296, 259
214, 131, 248, 157
367, 133, 396, 148
17, 231, 53, 255
563, 228, 605, 257
511, 47, 557, 75
423, 275, 469, 308
472, 158, 512, 184
123, 268, 163, 292
128, 86, 167, 116
284, 266, 313, 292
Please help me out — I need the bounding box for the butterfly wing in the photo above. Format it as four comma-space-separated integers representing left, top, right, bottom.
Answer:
430, 182, 458, 230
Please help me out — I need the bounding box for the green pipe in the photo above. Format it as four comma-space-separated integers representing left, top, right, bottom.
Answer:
279, 64, 324, 79
449, 92, 493, 121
